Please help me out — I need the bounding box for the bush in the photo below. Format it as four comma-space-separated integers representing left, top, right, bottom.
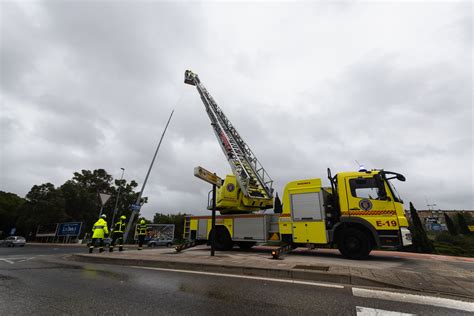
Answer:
456, 213, 471, 235
433, 232, 474, 257
444, 213, 458, 235
435, 231, 458, 244
408, 202, 435, 253
433, 243, 465, 256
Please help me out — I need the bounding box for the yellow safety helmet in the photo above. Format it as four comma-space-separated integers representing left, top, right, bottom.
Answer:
120, 215, 126, 220
140, 219, 145, 224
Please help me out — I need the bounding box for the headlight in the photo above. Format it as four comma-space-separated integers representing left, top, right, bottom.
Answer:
400, 227, 413, 246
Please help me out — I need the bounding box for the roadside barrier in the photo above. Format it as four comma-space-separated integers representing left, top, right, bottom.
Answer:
175, 240, 197, 252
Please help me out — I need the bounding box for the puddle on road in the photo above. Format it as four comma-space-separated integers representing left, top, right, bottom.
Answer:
179, 283, 230, 301
80, 265, 128, 281
0, 274, 15, 281
1, 258, 129, 282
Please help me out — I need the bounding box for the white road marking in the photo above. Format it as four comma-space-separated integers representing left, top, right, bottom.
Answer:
353, 287, 474, 312
356, 306, 415, 315
130, 266, 344, 289
0, 257, 35, 264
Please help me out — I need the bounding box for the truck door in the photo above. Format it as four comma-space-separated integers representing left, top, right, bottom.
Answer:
290, 191, 327, 244
345, 176, 400, 230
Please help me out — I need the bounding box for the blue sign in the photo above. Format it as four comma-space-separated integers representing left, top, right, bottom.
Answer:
130, 204, 141, 211
57, 222, 82, 236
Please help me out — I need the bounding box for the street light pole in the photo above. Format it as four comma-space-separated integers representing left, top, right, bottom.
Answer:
123, 109, 174, 241
110, 167, 125, 231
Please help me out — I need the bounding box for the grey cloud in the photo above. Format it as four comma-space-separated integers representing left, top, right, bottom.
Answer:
1, 2, 472, 219
0, 4, 44, 95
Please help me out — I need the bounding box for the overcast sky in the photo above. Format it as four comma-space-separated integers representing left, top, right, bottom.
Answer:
1, 1, 472, 219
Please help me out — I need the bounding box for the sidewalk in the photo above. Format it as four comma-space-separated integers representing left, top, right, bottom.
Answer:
72, 245, 474, 299
27, 242, 85, 247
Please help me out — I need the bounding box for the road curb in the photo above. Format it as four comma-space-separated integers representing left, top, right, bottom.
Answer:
71, 254, 454, 297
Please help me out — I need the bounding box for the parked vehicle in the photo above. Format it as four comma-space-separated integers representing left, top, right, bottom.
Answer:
148, 238, 173, 248
0, 236, 26, 247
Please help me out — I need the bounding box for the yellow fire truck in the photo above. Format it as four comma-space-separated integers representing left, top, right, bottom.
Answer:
183, 70, 412, 259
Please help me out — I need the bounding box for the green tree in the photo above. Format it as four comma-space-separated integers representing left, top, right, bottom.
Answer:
409, 202, 435, 253
153, 212, 186, 240
15, 183, 68, 238
444, 213, 457, 236
72, 169, 113, 193
456, 213, 471, 235
0, 191, 26, 238
12, 169, 145, 239
68, 169, 145, 233
60, 180, 99, 232
273, 193, 282, 214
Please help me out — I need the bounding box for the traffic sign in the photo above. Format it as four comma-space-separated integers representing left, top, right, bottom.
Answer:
130, 203, 141, 211
99, 193, 111, 206
57, 222, 82, 236
194, 166, 223, 187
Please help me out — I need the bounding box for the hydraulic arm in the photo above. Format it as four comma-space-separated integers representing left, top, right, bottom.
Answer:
184, 70, 274, 206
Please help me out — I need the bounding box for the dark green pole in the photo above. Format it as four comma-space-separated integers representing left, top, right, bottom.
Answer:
211, 179, 216, 256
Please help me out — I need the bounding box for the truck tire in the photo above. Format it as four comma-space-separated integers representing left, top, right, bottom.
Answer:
338, 228, 372, 260
237, 242, 255, 250
212, 227, 233, 251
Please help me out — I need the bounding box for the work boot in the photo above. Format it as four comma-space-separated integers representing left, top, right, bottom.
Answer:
89, 247, 93, 254
109, 247, 113, 253
119, 246, 123, 252
99, 248, 104, 253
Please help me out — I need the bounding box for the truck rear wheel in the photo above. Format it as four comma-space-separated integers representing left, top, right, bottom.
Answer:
338, 228, 372, 260
212, 227, 233, 251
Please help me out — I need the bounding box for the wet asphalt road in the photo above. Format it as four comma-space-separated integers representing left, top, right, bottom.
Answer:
0, 244, 85, 256
0, 245, 472, 315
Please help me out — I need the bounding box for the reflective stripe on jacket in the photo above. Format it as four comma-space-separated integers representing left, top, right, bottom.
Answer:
114, 220, 125, 233
92, 218, 109, 238
137, 224, 147, 235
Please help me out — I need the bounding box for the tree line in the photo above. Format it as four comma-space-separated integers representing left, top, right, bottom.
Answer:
408, 202, 472, 255
0, 169, 146, 239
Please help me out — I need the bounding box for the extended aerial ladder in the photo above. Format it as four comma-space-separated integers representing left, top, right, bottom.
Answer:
184, 70, 274, 212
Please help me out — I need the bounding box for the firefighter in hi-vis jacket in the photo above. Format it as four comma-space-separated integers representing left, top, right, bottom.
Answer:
109, 215, 126, 252
90, 214, 109, 253
136, 219, 147, 250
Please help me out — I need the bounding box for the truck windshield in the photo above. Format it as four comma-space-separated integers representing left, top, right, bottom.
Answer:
386, 179, 402, 203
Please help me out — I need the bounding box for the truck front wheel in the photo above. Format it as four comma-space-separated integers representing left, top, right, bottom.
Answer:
338, 228, 372, 260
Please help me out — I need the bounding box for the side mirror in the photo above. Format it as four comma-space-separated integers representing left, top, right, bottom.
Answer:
396, 174, 406, 182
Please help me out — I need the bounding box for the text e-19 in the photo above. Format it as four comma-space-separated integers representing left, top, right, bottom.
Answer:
376, 220, 397, 227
